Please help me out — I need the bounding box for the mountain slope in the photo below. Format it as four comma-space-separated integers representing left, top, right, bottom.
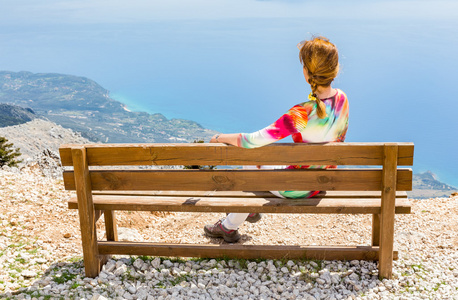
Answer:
0, 119, 90, 159
0, 71, 217, 143
408, 171, 457, 199
0, 103, 37, 127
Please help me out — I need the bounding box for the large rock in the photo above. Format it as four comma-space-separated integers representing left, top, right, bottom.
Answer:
103, 227, 143, 242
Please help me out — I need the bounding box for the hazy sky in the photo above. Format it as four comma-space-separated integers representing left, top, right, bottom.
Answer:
1, 0, 458, 24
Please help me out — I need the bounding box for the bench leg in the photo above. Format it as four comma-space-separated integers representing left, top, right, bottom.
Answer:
95, 210, 103, 222
72, 147, 101, 278
104, 210, 118, 241
96, 210, 118, 268
379, 144, 398, 279
372, 214, 380, 246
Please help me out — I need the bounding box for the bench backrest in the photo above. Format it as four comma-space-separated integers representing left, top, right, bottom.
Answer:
60, 143, 414, 192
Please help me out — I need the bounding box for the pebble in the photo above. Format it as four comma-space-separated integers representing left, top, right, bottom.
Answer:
21, 270, 37, 278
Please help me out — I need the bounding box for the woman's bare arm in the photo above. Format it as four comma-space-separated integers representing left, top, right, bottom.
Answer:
210, 133, 241, 147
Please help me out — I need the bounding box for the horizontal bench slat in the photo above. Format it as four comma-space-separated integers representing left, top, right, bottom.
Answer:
91, 190, 408, 198
98, 241, 398, 261
63, 169, 413, 191
59, 143, 414, 166
68, 195, 411, 214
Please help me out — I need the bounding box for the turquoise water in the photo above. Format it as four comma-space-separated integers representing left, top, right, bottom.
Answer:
0, 1, 457, 187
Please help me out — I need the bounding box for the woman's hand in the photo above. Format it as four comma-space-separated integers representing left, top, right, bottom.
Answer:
210, 134, 221, 143
209, 133, 240, 147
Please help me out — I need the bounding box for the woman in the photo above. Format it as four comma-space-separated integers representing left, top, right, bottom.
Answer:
204, 36, 349, 243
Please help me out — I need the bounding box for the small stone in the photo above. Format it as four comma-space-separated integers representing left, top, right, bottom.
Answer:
104, 261, 116, 273
151, 257, 161, 269
350, 260, 360, 266
163, 260, 173, 268
133, 258, 144, 269
35, 258, 47, 264
331, 273, 341, 284
114, 264, 127, 276
316, 278, 326, 285
127, 285, 136, 294
21, 270, 37, 278
161, 269, 170, 276
63, 233, 72, 238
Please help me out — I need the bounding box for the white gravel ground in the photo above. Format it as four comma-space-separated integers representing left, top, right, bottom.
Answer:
0, 166, 457, 300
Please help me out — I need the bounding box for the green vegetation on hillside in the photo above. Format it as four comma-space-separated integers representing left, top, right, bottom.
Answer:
0, 136, 22, 167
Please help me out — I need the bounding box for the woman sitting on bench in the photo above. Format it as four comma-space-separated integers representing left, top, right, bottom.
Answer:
204, 36, 349, 242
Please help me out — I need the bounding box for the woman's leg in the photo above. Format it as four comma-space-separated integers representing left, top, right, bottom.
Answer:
276, 190, 320, 199
222, 213, 250, 230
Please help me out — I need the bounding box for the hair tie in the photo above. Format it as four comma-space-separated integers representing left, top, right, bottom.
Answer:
308, 92, 318, 102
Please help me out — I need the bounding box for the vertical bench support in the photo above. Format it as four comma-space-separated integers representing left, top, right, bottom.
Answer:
371, 214, 380, 246
379, 144, 398, 279
72, 147, 100, 278
104, 210, 118, 241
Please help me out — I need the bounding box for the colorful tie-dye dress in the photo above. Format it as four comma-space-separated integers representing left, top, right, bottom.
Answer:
238, 88, 349, 199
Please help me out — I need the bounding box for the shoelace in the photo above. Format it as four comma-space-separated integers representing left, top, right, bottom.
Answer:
216, 219, 234, 233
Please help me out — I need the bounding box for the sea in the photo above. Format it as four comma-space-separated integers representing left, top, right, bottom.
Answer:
0, 1, 457, 187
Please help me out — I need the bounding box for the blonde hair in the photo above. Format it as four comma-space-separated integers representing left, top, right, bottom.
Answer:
299, 36, 339, 119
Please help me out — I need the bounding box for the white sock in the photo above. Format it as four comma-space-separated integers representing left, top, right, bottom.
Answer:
222, 213, 250, 230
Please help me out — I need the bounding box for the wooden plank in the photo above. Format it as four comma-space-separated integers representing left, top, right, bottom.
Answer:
379, 144, 398, 279
63, 169, 413, 191
91, 190, 408, 198
97, 241, 398, 261
71, 147, 100, 278
68, 195, 412, 214
59, 143, 414, 166
59, 146, 74, 167
104, 210, 118, 242
372, 214, 380, 246
95, 210, 103, 222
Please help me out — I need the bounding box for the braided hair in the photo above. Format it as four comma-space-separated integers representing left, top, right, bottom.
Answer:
299, 36, 339, 119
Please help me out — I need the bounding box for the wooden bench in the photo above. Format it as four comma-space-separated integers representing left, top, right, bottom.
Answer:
59, 142, 414, 279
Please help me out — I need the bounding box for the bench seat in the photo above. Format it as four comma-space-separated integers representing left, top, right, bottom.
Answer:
68, 193, 411, 214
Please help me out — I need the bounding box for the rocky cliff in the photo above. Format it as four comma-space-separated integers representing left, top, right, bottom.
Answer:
0, 119, 91, 177
0, 103, 37, 127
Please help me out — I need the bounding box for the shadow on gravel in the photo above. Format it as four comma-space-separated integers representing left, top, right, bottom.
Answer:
0, 260, 85, 299
1, 255, 382, 299
204, 234, 254, 244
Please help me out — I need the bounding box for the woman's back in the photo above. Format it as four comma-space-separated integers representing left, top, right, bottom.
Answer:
240, 88, 349, 149
294, 88, 349, 144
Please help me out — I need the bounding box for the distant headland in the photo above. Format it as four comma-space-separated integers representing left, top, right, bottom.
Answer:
0, 71, 217, 143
